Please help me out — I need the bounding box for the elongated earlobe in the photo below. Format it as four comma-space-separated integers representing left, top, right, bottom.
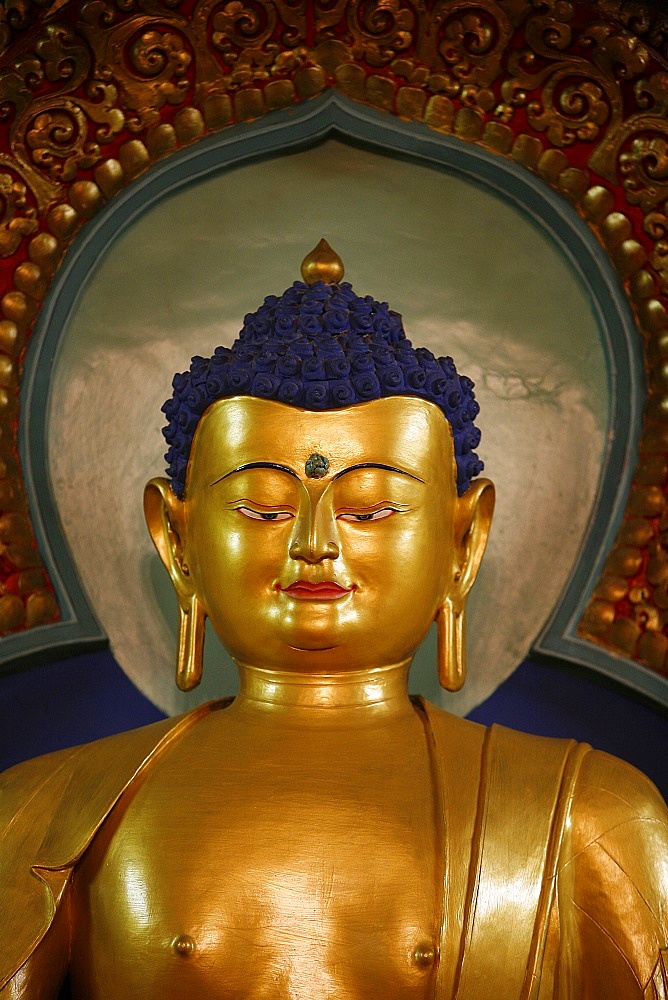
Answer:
436, 597, 465, 691
144, 477, 206, 691
437, 478, 495, 692
176, 593, 205, 691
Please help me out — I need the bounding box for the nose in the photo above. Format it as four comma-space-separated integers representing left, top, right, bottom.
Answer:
289, 500, 340, 563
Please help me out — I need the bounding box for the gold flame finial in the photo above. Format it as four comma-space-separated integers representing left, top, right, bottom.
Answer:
301, 239, 345, 285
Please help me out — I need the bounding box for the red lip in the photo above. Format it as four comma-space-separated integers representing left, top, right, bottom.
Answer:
280, 580, 356, 601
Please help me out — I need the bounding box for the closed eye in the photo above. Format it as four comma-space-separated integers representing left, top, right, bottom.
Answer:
237, 507, 294, 521
230, 500, 295, 521
337, 507, 403, 522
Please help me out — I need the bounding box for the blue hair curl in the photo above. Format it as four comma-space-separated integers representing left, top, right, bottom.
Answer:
162, 280, 483, 497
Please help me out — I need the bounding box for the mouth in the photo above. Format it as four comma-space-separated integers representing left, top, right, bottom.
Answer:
279, 580, 356, 601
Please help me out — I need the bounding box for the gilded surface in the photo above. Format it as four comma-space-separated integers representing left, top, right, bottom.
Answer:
0, 392, 666, 997
0, 1, 665, 679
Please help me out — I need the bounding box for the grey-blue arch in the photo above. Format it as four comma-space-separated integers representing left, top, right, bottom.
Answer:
12, 91, 664, 706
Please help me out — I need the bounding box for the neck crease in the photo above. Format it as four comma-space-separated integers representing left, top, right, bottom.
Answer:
234, 660, 413, 713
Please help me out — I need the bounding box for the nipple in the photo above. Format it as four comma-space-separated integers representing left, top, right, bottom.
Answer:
172, 933, 195, 957
413, 942, 437, 969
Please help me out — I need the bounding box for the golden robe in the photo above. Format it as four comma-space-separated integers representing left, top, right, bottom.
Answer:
1, 699, 666, 999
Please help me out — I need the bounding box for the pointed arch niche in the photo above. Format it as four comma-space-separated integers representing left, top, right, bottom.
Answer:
19, 95, 653, 714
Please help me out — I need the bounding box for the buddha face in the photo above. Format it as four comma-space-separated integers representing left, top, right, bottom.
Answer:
148, 395, 492, 676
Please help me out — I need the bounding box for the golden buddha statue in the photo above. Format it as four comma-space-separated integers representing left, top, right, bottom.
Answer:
1, 242, 667, 999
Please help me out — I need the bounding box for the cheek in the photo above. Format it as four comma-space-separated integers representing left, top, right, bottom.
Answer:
188, 508, 286, 597
340, 515, 450, 608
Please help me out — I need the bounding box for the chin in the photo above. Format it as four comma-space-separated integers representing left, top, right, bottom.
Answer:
280, 641, 355, 672
280, 627, 344, 657
280, 637, 411, 674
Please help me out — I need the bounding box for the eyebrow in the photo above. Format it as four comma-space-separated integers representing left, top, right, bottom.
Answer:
211, 460, 425, 487
333, 463, 425, 484
211, 462, 300, 486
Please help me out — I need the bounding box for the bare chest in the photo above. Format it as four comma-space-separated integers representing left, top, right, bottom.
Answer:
70, 720, 441, 1000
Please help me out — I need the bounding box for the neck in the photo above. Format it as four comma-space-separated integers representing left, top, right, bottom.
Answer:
233, 659, 414, 718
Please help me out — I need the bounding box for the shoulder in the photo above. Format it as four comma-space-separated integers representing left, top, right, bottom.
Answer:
1, 741, 75, 806
554, 747, 668, 990
418, 698, 580, 777
0, 710, 179, 812
560, 747, 668, 947
1, 698, 232, 779
566, 744, 668, 862
576, 743, 667, 812
415, 696, 486, 748
0, 699, 230, 989
0, 700, 230, 854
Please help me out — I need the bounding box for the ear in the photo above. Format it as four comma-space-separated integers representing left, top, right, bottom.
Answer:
144, 477, 193, 605
451, 477, 495, 603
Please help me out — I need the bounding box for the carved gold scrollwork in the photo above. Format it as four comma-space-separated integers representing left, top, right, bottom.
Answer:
210, 1, 278, 59
26, 106, 96, 181
129, 29, 190, 81
523, 2, 573, 55
35, 22, 90, 87
527, 69, 611, 146
80, 15, 192, 130
348, 0, 415, 68
621, 135, 668, 212
421, 0, 510, 101
127, 28, 191, 104
505, 17, 638, 151
313, 0, 347, 37
0, 1, 51, 57
0, 171, 38, 256
0, 22, 119, 196
588, 71, 668, 184
271, 0, 304, 49
595, 0, 668, 63
643, 205, 668, 296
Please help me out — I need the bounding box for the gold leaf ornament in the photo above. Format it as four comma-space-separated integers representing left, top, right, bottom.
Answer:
0, 174, 38, 258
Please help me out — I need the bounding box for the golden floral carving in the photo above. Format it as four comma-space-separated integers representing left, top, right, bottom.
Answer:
415, 0, 512, 108
588, 71, 668, 187
348, 1, 415, 68
0, 172, 38, 256
313, 1, 347, 37
0, 21, 124, 203
621, 134, 668, 213
211, 1, 278, 57
595, 0, 668, 62
643, 204, 668, 296
79, 12, 192, 130
503, 21, 650, 154
0, 1, 51, 57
